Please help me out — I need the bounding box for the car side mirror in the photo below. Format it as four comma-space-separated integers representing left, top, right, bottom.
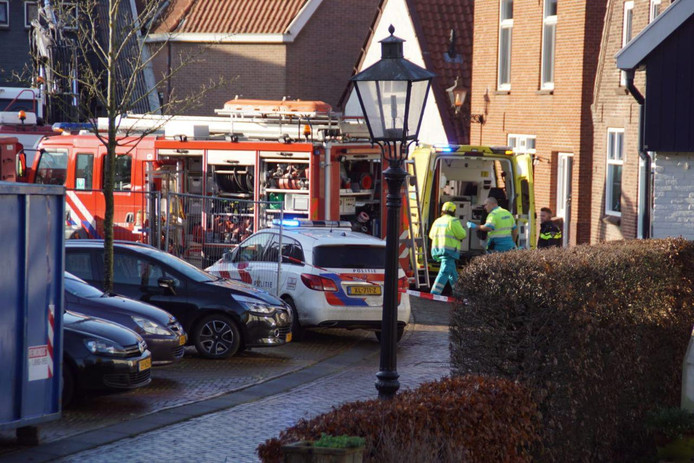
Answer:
158, 277, 176, 295
16, 151, 27, 181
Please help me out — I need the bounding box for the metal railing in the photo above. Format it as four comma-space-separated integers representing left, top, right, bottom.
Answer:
65, 189, 161, 245
163, 192, 282, 269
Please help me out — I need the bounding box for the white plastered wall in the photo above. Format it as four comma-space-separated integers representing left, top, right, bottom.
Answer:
343, 0, 448, 146
652, 152, 694, 240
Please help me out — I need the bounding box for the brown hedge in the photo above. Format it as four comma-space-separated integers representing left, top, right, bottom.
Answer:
450, 238, 694, 462
257, 375, 540, 463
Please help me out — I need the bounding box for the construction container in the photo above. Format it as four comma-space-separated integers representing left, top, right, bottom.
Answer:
0, 182, 64, 444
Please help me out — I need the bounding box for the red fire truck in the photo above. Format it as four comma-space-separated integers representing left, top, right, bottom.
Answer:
30, 99, 420, 271
0, 88, 56, 182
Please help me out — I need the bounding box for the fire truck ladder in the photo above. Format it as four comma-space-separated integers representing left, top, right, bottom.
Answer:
404, 160, 430, 289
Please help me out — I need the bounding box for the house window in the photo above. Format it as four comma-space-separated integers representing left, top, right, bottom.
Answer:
0, 1, 9, 28
508, 134, 536, 156
498, 0, 513, 90
53, 2, 78, 30
620, 1, 634, 86
541, 0, 557, 90
605, 129, 624, 216
24, 2, 38, 28
649, 0, 662, 22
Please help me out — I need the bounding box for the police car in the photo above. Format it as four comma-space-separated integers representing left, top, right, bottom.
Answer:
205, 220, 411, 341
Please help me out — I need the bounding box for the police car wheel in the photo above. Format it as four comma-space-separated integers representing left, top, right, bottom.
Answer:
375, 326, 404, 343
193, 314, 241, 359
282, 296, 305, 342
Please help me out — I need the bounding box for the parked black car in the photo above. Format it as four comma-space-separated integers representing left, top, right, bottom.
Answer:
65, 240, 292, 359
63, 310, 152, 406
65, 272, 187, 365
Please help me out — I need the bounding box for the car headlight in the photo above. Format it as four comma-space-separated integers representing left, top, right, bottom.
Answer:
234, 295, 278, 316
132, 316, 172, 336
84, 338, 125, 356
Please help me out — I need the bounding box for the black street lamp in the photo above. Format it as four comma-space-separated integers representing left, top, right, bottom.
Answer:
350, 25, 434, 400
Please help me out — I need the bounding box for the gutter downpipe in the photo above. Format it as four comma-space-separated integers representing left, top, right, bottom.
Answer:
625, 69, 651, 239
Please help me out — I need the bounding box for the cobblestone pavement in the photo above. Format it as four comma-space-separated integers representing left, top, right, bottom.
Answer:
0, 298, 452, 463
0, 328, 368, 455
60, 298, 451, 463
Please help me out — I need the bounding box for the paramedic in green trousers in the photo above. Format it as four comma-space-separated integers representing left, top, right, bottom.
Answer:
429, 202, 467, 295
468, 196, 517, 253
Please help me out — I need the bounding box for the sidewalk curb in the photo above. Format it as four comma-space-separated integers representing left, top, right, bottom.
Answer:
0, 338, 381, 463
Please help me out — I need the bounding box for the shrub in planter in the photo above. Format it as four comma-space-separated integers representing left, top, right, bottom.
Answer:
282, 434, 365, 463
646, 407, 694, 462
450, 238, 694, 462
257, 375, 540, 463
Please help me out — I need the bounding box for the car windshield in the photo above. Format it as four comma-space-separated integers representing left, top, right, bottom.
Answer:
64, 273, 105, 298
313, 245, 385, 269
141, 248, 216, 283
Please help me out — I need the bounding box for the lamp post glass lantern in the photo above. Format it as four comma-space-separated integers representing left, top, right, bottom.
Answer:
350, 25, 434, 399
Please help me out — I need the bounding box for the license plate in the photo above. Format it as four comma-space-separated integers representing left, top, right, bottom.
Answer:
286, 332, 292, 343
179, 334, 187, 346
138, 357, 151, 372
347, 285, 382, 296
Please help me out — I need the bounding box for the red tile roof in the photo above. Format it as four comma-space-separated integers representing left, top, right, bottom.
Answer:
407, 0, 474, 144
156, 0, 309, 34
344, 0, 474, 144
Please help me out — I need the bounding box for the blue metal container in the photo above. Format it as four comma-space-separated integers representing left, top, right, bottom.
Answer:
0, 182, 64, 436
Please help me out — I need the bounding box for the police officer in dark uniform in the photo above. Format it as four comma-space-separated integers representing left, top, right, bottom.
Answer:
538, 207, 562, 248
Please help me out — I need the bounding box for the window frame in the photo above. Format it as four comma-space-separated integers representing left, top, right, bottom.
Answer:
620, 1, 634, 86
103, 154, 132, 192
75, 152, 94, 190
0, 1, 9, 28
24, 2, 38, 28
498, 0, 513, 91
54, 2, 78, 31
649, 0, 661, 23
605, 128, 625, 217
541, 0, 557, 90
507, 134, 537, 157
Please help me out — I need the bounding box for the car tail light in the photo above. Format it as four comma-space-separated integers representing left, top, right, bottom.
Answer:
301, 274, 338, 292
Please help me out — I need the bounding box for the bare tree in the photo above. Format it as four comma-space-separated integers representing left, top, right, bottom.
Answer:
32, 0, 225, 291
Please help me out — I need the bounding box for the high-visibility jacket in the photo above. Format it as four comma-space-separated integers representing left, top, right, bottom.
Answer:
429, 214, 467, 261
485, 206, 516, 239
538, 220, 562, 248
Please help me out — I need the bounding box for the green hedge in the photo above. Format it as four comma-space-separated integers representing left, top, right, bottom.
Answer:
257, 376, 540, 462
451, 238, 694, 461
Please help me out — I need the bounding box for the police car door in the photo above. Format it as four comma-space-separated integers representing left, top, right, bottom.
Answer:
265, 235, 304, 297
225, 232, 274, 288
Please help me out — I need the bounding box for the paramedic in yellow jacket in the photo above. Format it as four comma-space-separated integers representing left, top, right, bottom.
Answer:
429, 202, 467, 295
468, 196, 517, 253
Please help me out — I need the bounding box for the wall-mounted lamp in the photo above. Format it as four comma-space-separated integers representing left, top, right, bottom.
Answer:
446, 76, 467, 115
446, 76, 486, 124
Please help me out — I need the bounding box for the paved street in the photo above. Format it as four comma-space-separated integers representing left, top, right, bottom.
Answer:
0, 297, 452, 463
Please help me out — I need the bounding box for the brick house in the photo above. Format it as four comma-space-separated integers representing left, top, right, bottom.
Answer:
591, 0, 671, 242
149, 0, 380, 115
0, 1, 39, 87
617, 0, 694, 240
342, 0, 474, 146
469, 0, 608, 246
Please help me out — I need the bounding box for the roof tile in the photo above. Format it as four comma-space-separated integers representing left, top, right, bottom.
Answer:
406, 0, 474, 144
159, 0, 309, 34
